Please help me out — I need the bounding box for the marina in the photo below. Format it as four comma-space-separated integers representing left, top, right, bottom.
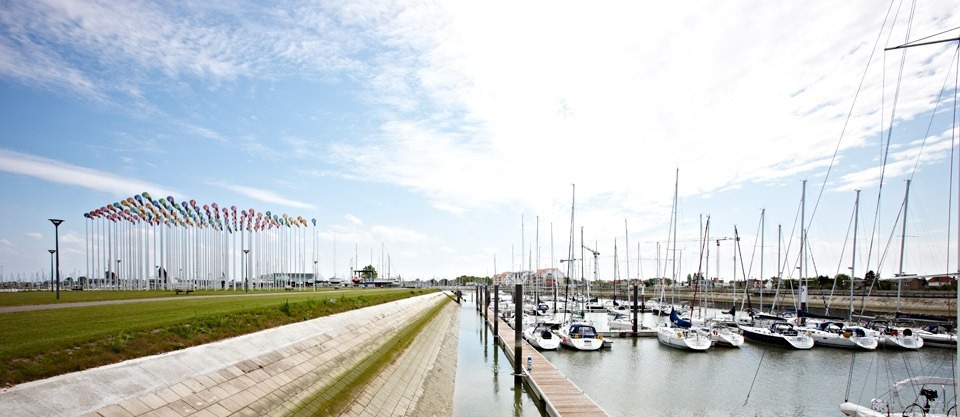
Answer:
463, 291, 957, 416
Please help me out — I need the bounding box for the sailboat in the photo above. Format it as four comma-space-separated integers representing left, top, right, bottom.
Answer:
523, 321, 561, 350
837, 8, 958, 414
874, 181, 924, 351
805, 191, 877, 350
739, 181, 814, 350
655, 170, 712, 352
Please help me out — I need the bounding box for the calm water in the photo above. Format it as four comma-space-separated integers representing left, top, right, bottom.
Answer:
453, 298, 545, 417
541, 312, 957, 417
456, 295, 956, 417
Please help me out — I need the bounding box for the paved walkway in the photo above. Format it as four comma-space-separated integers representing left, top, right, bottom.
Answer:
0, 292, 453, 417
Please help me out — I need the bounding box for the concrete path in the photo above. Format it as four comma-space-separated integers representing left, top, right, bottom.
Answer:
0, 292, 452, 417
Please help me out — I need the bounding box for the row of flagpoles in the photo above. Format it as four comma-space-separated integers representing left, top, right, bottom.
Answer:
82, 192, 319, 291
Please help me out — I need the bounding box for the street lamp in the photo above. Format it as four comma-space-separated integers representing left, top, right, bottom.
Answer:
48, 219, 63, 300
243, 249, 250, 293
48, 249, 55, 293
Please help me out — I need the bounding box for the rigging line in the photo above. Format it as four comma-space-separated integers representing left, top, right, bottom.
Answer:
886, 35, 960, 51
826, 200, 858, 308
907, 45, 960, 183
865, 0, 910, 285
845, 352, 858, 402
743, 211, 764, 283
896, 26, 960, 46
742, 350, 765, 407
955, 42, 960, 275
807, 0, 898, 228
857, 194, 908, 318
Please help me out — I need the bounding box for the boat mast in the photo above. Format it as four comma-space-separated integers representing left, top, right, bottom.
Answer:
850, 189, 860, 322
800, 180, 807, 315
625, 219, 630, 304
671, 168, 678, 306
896, 179, 911, 313
760, 209, 765, 312
563, 184, 576, 324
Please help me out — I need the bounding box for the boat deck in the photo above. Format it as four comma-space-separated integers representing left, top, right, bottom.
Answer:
482, 310, 609, 417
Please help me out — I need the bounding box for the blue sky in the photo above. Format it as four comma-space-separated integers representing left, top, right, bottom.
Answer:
0, 1, 958, 284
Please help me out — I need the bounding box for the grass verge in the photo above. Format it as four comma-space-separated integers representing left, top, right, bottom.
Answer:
289, 296, 451, 417
1, 289, 433, 386
0, 288, 348, 307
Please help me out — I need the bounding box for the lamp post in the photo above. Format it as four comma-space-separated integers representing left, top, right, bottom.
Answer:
48, 219, 63, 300
48, 249, 56, 293
117, 259, 122, 290
313, 260, 318, 291
243, 249, 249, 293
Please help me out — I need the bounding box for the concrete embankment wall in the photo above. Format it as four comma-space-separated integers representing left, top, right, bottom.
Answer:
0, 291, 450, 417
646, 290, 957, 317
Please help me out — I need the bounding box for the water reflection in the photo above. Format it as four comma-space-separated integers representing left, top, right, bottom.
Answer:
541, 311, 956, 417
453, 298, 545, 417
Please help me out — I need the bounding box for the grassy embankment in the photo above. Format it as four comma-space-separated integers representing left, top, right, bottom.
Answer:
0, 289, 315, 307
0, 288, 434, 386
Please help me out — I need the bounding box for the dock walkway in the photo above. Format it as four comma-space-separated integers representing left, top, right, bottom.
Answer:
482, 310, 608, 417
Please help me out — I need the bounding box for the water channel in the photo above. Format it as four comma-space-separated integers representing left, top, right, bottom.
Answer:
453, 295, 957, 416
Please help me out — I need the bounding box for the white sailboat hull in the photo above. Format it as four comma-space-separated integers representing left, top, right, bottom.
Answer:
878, 332, 924, 350
809, 329, 877, 350
656, 326, 711, 351
557, 324, 603, 351
523, 326, 560, 350
709, 328, 745, 348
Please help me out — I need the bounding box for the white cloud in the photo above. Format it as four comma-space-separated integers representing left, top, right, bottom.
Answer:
24, 232, 42, 240
344, 214, 363, 225
216, 182, 317, 210
0, 148, 179, 198
326, 1, 959, 225
370, 225, 429, 244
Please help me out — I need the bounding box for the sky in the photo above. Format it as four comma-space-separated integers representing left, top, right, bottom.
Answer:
0, 1, 959, 284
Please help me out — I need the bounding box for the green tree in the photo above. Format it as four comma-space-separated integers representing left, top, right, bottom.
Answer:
816, 275, 831, 289
360, 265, 378, 280
864, 270, 876, 288
834, 273, 850, 289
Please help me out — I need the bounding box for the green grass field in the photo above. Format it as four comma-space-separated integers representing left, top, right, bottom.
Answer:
0, 288, 346, 307
0, 288, 434, 385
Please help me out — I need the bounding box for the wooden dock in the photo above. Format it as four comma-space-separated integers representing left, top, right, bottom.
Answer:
482, 310, 609, 417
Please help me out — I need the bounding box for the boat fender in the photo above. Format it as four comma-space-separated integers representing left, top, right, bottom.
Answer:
712, 330, 718, 336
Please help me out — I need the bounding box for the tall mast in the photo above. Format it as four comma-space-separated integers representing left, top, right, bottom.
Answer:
625, 219, 630, 287
672, 169, 679, 287
896, 180, 912, 313
760, 208, 765, 311
801, 180, 807, 314
850, 190, 860, 322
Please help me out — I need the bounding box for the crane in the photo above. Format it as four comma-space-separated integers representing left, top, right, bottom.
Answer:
715, 236, 737, 284
582, 244, 600, 283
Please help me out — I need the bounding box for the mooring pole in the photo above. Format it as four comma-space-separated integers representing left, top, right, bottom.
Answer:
633, 284, 639, 333
485, 285, 491, 316
514, 283, 523, 383
494, 284, 500, 339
